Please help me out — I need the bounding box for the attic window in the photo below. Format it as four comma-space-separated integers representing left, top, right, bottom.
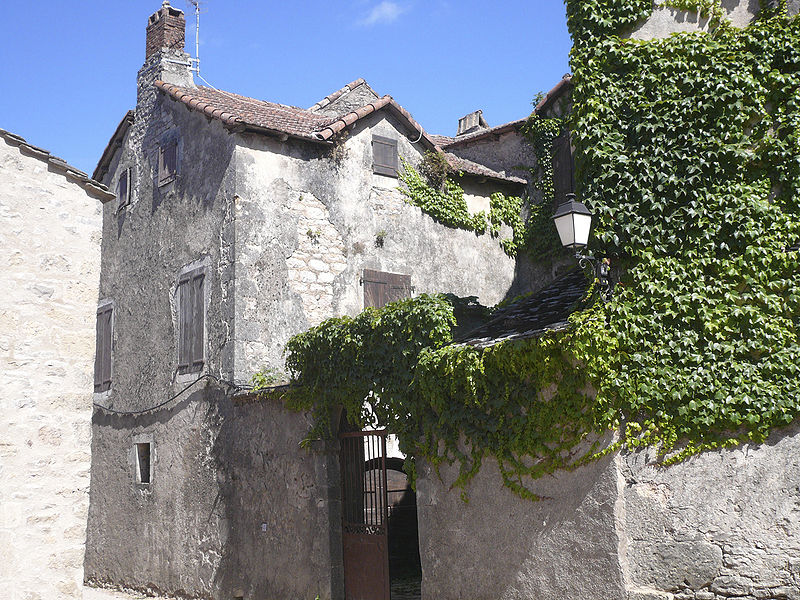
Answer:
158, 140, 178, 186
372, 135, 398, 177
117, 168, 131, 210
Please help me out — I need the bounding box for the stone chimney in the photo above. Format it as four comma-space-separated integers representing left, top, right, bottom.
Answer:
457, 110, 489, 137
145, 1, 186, 62
137, 1, 194, 109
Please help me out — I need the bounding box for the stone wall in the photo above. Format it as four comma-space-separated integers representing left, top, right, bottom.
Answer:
625, 0, 800, 40
623, 422, 800, 600
85, 56, 238, 598
0, 136, 104, 599
416, 425, 800, 600
416, 448, 627, 600
232, 109, 531, 381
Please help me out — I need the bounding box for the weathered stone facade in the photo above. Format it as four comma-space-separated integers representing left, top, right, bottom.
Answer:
417, 423, 800, 600
84, 4, 535, 599
0, 131, 109, 600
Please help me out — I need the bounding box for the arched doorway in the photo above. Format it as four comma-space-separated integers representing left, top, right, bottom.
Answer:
385, 458, 421, 600
339, 427, 422, 600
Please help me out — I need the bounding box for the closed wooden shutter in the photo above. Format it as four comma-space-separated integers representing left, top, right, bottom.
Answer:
551, 130, 575, 204
178, 268, 204, 374
178, 275, 191, 372
190, 272, 205, 372
94, 304, 113, 392
363, 269, 411, 308
372, 135, 398, 177
117, 168, 130, 208
159, 141, 178, 185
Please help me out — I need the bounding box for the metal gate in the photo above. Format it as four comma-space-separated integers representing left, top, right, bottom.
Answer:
340, 429, 390, 600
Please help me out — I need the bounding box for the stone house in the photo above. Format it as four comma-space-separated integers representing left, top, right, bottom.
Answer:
0, 128, 112, 600
81, 2, 800, 600
83, 3, 552, 599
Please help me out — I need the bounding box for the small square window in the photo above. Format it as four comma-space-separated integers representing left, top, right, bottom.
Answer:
372, 135, 398, 177
158, 140, 178, 186
117, 168, 131, 210
135, 442, 151, 484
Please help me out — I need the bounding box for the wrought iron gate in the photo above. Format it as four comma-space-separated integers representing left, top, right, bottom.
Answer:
340, 429, 390, 600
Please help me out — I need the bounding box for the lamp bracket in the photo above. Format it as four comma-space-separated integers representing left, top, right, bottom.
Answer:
575, 252, 613, 302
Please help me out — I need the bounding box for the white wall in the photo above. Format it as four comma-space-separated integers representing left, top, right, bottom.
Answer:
0, 138, 103, 600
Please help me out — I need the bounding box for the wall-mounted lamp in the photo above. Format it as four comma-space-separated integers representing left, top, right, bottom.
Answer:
553, 193, 613, 301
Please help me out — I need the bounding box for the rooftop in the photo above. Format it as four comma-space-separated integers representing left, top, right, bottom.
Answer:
455, 269, 589, 348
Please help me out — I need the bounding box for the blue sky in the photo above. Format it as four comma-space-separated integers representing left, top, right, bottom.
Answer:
0, 1, 572, 175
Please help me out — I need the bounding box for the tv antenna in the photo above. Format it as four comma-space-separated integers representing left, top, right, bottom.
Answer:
186, 0, 207, 78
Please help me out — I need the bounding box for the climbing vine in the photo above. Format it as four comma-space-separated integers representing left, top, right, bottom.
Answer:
255, 1, 800, 497
399, 155, 528, 256
566, 0, 800, 458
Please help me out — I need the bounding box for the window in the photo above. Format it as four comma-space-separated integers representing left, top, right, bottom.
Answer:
178, 267, 205, 374
135, 442, 152, 484
158, 139, 178, 186
551, 129, 575, 204
117, 167, 131, 209
372, 135, 398, 177
94, 303, 113, 393
363, 269, 411, 308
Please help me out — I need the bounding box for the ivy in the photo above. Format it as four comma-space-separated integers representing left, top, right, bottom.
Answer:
567, 1, 800, 458
399, 159, 488, 234
520, 113, 567, 259
398, 157, 528, 256
255, 2, 800, 498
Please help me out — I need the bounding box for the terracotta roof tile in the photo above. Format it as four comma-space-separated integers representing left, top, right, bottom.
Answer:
429, 134, 455, 147
155, 81, 333, 140
153, 80, 526, 186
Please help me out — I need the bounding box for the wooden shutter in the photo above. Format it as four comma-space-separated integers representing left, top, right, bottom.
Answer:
363, 269, 411, 308
190, 272, 205, 372
117, 168, 130, 208
551, 130, 575, 204
178, 268, 204, 374
178, 275, 191, 373
372, 135, 398, 177
159, 141, 178, 185
94, 304, 113, 392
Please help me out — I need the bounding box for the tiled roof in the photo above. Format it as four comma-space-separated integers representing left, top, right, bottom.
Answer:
1, 128, 114, 202
444, 152, 526, 185
150, 80, 529, 186
155, 81, 333, 140
442, 75, 573, 149
429, 134, 455, 147
455, 269, 589, 348
308, 77, 366, 112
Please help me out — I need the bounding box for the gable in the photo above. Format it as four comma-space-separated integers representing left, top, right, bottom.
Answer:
309, 78, 381, 118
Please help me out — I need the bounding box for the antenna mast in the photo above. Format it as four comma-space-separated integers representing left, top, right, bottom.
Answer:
187, 0, 203, 77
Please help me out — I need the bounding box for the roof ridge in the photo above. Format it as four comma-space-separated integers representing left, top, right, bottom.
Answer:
1, 128, 113, 202
308, 77, 368, 112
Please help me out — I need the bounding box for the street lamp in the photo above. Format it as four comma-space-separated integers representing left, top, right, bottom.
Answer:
552, 193, 613, 301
